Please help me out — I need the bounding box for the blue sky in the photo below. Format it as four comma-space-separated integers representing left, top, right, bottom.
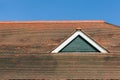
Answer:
0, 0, 120, 26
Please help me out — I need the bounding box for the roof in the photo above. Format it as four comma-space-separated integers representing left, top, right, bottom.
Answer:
0, 53, 120, 79
0, 20, 119, 53
0, 20, 120, 79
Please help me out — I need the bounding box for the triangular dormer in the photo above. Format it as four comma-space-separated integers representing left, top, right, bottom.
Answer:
52, 28, 108, 53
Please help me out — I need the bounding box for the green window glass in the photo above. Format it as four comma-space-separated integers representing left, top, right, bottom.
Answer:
60, 36, 99, 52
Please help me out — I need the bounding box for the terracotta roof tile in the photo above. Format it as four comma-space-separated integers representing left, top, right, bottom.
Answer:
0, 20, 119, 53
0, 53, 120, 79
0, 20, 120, 79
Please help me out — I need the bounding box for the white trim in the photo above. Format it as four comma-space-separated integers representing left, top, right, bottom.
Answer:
51, 30, 108, 53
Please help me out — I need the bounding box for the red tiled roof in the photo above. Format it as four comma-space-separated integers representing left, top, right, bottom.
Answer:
0, 53, 120, 79
0, 20, 120, 79
0, 20, 119, 53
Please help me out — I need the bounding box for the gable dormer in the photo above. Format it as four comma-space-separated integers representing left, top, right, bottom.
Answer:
52, 28, 108, 53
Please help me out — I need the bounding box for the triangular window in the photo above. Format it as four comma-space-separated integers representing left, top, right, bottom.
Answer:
60, 36, 99, 52
52, 28, 108, 53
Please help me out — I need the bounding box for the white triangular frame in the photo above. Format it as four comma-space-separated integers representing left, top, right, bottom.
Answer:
51, 30, 108, 53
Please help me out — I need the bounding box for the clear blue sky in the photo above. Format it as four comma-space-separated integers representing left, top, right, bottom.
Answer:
0, 0, 120, 26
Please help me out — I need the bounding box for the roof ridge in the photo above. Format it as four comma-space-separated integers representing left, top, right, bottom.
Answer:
0, 20, 105, 23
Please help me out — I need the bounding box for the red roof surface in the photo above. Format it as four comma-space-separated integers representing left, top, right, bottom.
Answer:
0, 20, 119, 53
0, 20, 120, 79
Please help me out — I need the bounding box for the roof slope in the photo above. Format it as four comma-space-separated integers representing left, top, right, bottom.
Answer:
0, 20, 120, 79
0, 20, 119, 53
0, 53, 120, 79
